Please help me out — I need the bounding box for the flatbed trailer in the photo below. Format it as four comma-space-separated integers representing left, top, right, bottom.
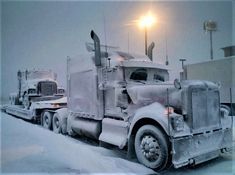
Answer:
3, 105, 34, 120
2, 97, 67, 125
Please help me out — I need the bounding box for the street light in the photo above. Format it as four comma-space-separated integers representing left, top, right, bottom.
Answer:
179, 59, 186, 69
203, 20, 217, 60
138, 11, 156, 55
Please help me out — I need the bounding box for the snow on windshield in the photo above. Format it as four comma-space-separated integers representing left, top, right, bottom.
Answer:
21, 70, 56, 80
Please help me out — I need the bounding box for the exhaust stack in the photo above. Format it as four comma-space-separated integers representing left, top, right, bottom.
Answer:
90, 30, 101, 66
17, 70, 22, 97
147, 42, 155, 61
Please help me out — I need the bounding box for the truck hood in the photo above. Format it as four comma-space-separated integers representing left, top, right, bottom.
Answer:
126, 83, 182, 108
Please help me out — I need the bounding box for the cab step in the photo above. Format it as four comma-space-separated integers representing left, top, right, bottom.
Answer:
99, 118, 129, 149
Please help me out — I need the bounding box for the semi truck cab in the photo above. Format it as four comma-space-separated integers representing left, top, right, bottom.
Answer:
13, 70, 65, 108
64, 30, 233, 171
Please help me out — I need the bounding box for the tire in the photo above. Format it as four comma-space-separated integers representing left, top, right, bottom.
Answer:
42, 111, 52, 130
134, 125, 170, 171
52, 113, 61, 134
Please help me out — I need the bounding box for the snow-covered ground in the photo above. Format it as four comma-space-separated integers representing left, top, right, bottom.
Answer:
1, 111, 235, 174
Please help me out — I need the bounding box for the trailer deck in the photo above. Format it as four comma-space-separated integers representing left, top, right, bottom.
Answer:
3, 105, 34, 120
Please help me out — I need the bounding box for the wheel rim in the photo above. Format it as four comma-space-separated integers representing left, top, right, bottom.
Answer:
140, 135, 161, 162
54, 117, 59, 128
45, 115, 49, 125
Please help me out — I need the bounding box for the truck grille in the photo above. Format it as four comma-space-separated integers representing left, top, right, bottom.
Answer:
190, 88, 221, 133
38, 81, 57, 96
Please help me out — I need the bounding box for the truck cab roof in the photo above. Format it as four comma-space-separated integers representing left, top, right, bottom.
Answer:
107, 51, 170, 71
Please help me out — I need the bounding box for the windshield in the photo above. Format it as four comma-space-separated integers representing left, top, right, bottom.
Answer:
153, 73, 165, 82
130, 68, 147, 81
126, 67, 169, 83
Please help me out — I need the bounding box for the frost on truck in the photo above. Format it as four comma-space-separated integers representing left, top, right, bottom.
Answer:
5, 30, 232, 172
64, 30, 233, 171
10, 70, 65, 108
5, 70, 67, 130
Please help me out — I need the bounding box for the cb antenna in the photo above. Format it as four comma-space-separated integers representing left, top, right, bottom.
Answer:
103, 14, 109, 67
128, 31, 130, 54
103, 14, 108, 56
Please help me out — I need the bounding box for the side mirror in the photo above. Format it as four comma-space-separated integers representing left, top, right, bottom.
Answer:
174, 79, 181, 89
214, 81, 221, 88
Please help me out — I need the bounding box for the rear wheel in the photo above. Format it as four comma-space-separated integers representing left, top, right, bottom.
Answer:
42, 111, 52, 130
52, 113, 62, 134
134, 125, 170, 171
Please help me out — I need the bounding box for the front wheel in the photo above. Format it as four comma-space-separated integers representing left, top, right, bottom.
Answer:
134, 125, 170, 171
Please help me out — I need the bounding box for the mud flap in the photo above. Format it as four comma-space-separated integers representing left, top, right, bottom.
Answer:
99, 118, 129, 149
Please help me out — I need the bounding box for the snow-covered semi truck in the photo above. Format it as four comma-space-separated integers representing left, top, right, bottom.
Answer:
183, 56, 235, 115
3, 70, 67, 128
52, 31, 232, 171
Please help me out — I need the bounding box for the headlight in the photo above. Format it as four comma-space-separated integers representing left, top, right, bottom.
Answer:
58, 89, 65, 94
171, 115, 184, 131
51, 103, 60, 108
28, 89, 36, 94
164, 107, 174, 115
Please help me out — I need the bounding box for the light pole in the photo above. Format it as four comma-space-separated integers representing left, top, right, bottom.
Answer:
203, 20, 217, 60
138, 11, 156, 56
145, 27, 147, 55
179, 59, 186, 69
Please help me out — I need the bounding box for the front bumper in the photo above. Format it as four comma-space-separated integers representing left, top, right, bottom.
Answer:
172, 128, 232, 168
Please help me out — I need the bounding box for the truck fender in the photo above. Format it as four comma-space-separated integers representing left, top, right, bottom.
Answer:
127, 102, 169, 158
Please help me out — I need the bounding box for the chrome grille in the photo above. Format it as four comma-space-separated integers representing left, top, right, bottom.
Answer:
191, 89, 220, 133
38, 81, 57, 96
